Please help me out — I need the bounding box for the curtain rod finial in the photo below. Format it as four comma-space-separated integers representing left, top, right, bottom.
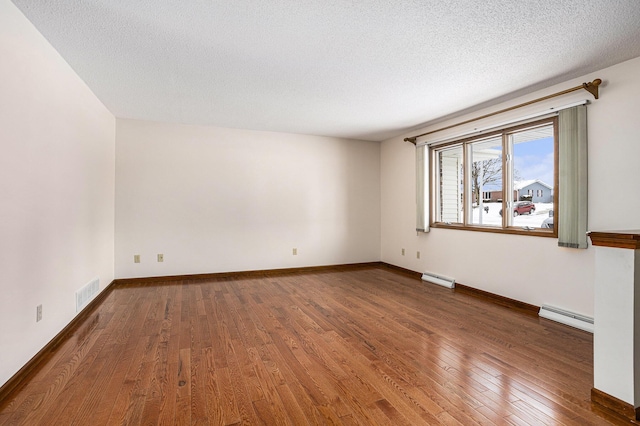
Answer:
404, 137, 417, 145
583, 78, 602, 99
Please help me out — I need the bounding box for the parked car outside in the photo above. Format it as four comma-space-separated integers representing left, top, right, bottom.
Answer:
499, 201, 536, 217
542, 210, 554, 229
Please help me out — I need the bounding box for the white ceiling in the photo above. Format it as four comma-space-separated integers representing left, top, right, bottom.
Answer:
11, 0, 640, 141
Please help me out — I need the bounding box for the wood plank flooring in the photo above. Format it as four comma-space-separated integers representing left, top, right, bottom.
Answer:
0, 265, 629, 425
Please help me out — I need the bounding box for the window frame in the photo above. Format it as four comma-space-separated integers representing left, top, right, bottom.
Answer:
429, 117, 559, 238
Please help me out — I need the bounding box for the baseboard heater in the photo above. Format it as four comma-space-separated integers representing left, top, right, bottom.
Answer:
539, 304, 594, 333
421, 271, 455, 289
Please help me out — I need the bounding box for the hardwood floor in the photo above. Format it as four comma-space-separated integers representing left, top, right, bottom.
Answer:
0, 265, 629, 425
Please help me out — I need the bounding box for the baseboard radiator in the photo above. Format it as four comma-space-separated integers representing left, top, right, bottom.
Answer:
421, 271, 455, 289
539, 304, 594, 333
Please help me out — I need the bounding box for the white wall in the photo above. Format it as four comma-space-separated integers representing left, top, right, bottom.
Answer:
0, 2, 115, 387
381, 56, 640, 317
115, 119, 380, 278
593, 246, 637, 404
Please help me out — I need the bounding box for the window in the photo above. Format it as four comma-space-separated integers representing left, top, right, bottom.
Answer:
431, 118, 557, 235
434, 145, 464, 224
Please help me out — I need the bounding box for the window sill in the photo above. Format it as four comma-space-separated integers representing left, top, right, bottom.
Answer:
431, 222, 558, 238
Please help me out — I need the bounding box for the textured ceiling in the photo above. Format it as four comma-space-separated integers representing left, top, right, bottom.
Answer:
11, 0, 640, 141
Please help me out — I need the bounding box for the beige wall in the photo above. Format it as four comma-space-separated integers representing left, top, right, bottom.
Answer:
0, 2, 116, 386
115, 119, 381, 278
381, 56, 640, 317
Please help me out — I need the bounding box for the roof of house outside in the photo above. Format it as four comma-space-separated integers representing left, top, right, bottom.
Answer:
514, 179, 552, 190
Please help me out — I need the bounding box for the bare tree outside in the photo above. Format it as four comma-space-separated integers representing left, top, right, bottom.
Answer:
471, 158, 501, 203
471, 158, 521, 203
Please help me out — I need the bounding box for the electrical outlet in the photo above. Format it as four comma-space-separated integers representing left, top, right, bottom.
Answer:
417, 251, 421, 259
292, 248, 297, 255
157, 253, 164, 262
36, 304, 42, 322
134, 254, 140, 263
402, 248, 405, 256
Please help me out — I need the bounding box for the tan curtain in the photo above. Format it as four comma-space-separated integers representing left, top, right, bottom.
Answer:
558, 105, 588, 248
416, 145, 429, 232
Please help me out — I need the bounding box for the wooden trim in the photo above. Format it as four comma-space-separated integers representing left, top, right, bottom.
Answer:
591, 388, 637, 421
430, 222, 557, 238
0, 279, 116, 402
114, 262, 384, 286
454, 283, 540, 316
380, 263, 539, 316
589, 230, 640, 250
379, 262, 423, 279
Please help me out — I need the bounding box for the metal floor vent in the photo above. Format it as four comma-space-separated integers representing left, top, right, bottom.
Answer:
421, 271, 455, 289
76, 277, 100, 312
539, 304, 594, 333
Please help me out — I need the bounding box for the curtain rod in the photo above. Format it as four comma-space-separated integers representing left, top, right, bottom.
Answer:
416, 99, 587, 148
404, 78, 601, 145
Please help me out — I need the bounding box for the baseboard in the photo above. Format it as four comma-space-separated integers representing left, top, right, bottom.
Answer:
380, 262, 539, 315
591, 388, 638, 421
454, 283, 539, 316
115, 262, 383, 286
0, 279, 116, 403
379, 262, 422, 279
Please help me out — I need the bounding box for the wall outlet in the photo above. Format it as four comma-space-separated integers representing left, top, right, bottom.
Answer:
417, 251, 421, 259
402, 248, 405, 256
36, 304, 42, 322
134, 254, 140, 263
292, 248, 298, 255
157, 253, 164, 262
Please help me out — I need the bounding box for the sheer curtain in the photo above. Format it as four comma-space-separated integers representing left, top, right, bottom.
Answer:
558, 105, 588, 248
416, 145, 429, 232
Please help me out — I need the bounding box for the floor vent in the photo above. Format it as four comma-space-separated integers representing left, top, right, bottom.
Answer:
421, 272, 455, 289
539, 304, 593, 333
76, 277, 100, 312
